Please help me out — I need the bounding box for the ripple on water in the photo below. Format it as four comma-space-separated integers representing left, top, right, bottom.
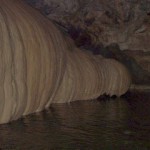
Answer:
0, 91, 149, 150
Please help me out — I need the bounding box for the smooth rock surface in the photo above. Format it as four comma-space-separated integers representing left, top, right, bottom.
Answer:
0, 0, 131, 124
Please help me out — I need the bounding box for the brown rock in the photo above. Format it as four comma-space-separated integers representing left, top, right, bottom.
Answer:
0, 0, 131, 124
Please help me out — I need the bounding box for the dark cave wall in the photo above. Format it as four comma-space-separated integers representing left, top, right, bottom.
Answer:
25, 0, 150, 86
25, 0, 150, 50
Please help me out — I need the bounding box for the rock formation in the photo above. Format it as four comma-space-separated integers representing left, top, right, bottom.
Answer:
25, 0, 150, 51
25, 0, 150, 86
0, 0, 131, 124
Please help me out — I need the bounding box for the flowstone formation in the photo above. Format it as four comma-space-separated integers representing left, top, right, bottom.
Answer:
0, 0, 131, 124
26, 0, 150, 86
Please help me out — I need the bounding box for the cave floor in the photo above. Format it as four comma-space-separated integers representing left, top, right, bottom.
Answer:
0, 91, 149, 150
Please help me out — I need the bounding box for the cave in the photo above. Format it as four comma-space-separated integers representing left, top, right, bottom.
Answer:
0, 0, 149, 149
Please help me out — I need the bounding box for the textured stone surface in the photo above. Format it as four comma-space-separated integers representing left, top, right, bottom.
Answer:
82, 43, 150, 85
25, 0, 150, 85
25, 0, 150, 51
124, 50, 150, 73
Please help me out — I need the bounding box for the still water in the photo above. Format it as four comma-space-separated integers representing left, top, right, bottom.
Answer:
0, 91, 150, 150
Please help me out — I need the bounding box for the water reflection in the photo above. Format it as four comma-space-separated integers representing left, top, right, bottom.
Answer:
0, 91, 149, 149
